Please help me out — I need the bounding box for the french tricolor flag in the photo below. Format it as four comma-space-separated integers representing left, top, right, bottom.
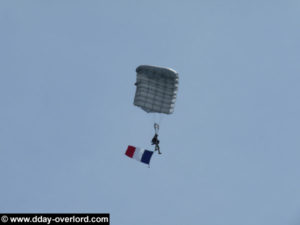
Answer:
125, 145, 153, 165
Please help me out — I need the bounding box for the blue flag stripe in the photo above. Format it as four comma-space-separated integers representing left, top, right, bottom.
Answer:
141, 150, 153, 164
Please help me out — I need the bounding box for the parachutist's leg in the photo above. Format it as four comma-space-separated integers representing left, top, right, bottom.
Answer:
157, 145, 161, 154
155, 145, 159, 153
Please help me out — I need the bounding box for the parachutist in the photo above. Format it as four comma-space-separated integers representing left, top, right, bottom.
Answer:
151, 134, 161, 154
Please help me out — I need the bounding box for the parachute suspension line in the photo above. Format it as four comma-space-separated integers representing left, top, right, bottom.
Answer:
152, 113, 156, 126
158, 113, 164, 127
154, 123, 159, 134
152, 113, 162, 134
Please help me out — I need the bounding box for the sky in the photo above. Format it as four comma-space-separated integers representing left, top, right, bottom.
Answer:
1, 1, 300, 224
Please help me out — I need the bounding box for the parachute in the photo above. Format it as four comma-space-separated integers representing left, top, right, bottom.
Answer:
126, 65, 178, 160
134, 65, 179, 114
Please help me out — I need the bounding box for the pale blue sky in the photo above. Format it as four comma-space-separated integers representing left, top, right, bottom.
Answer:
1, 1, 300, 225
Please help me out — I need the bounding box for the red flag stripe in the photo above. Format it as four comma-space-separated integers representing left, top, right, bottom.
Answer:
125, 145, 136, 158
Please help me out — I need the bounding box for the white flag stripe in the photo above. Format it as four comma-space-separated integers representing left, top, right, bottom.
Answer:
132, 147, 145, 161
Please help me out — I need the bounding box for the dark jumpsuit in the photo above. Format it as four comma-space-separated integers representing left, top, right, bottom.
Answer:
151, 134, 161, 154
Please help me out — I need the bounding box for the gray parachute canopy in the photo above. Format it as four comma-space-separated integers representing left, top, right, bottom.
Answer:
133, 65, 179, 114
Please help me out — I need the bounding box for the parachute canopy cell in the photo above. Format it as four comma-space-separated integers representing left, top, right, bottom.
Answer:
134, 65, 179, 114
